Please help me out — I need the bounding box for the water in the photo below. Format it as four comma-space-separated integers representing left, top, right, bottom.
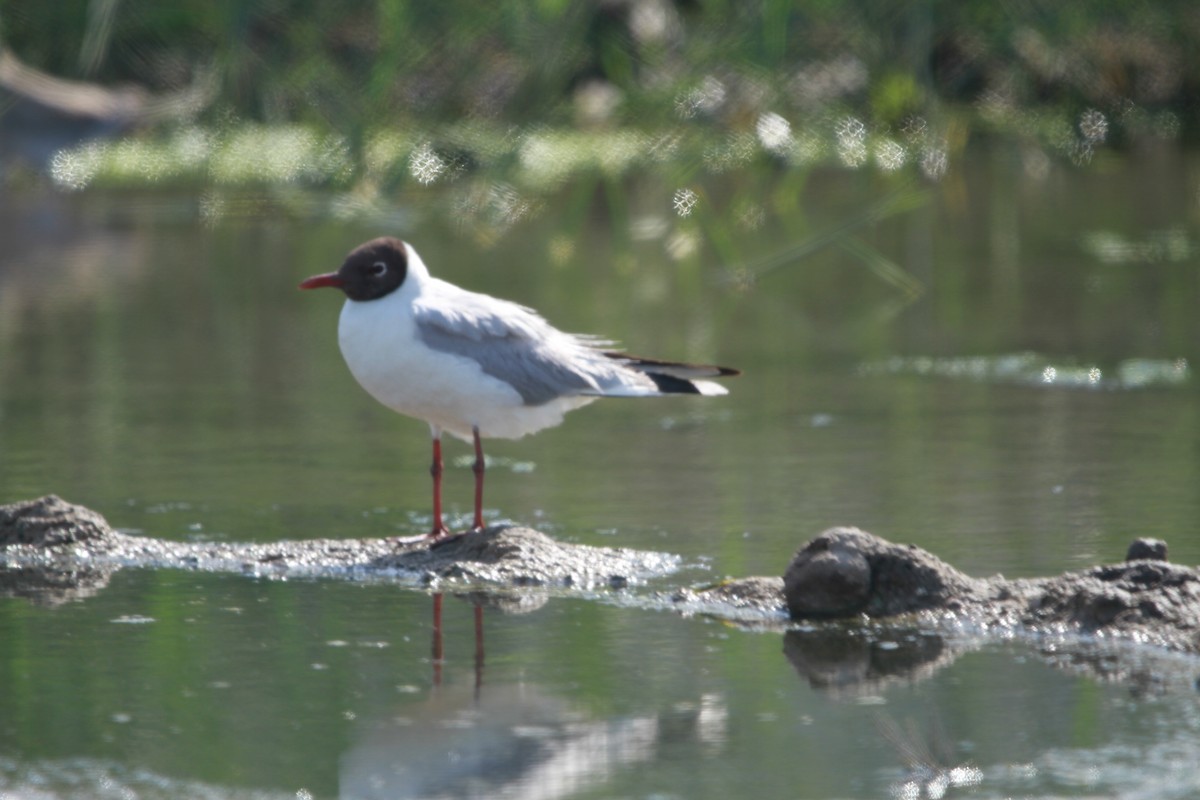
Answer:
2, 142, 1199, 798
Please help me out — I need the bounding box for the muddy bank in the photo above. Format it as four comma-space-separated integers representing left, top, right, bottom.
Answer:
698, 526, 1198, 654
0, 495, 678, 603
3, 495, 1199, 662
796, 526, 1199, 656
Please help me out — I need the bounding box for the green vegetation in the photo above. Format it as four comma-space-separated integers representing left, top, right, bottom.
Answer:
2, 1, 1197, 192
5, 1, 1198, 130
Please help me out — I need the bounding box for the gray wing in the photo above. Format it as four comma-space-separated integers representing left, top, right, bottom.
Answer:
413, 291, 629, 405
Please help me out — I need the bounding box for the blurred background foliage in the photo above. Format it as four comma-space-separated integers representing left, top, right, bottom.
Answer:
4, 0, 1198, 130
1, 0, 1198, 193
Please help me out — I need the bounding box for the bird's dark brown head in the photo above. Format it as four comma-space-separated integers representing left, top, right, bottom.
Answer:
298, 237, 408, 301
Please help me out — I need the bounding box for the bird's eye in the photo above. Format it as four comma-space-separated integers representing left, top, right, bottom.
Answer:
369, 261, 388, 277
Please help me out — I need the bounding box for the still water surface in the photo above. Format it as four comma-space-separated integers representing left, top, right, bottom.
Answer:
1, 144, 1199, 797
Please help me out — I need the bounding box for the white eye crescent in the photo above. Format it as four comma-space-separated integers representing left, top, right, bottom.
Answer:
369, 261, 388, 277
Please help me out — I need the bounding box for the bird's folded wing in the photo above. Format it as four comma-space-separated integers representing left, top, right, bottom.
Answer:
413, 296, 617, 405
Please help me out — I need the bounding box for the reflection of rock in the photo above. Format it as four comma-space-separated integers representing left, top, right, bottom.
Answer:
0, 192, 155, 342
782, 627, 957, 696
340, 684, 725, 800
0, 565, 115, 606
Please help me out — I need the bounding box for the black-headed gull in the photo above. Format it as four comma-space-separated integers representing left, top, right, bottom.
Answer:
300, 237, 738, 539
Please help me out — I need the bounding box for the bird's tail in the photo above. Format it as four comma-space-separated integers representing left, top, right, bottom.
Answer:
604, 352, 740, 396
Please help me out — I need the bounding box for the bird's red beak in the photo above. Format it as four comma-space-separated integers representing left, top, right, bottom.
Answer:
298, 272, 344, 290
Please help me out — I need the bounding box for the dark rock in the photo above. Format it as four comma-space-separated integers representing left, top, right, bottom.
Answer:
782, 527, 981, 619
1126, 537, 1168, 562
783, 537, 870, 617
0, 495, 115, 547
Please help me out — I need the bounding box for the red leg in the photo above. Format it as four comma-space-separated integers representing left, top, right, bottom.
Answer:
471, 426, 486, 532
428, 434, 451, 539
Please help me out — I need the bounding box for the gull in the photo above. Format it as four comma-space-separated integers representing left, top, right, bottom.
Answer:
300, 237, 738, 539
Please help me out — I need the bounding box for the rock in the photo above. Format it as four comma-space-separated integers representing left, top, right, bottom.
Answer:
1126, 537, 1168, 562
0, 495, 115, 547
1024, 561, 1200, 640
701, 576, 786, 609
377, 525, 676, 589
782, 527, 981, 619
777, 527, 1200, 655
0, 496, 679, 593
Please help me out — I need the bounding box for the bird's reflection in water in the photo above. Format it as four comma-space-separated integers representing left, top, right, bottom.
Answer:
340, 593, 725, 800
876, 713, 983, 798
429, 592, 485, 693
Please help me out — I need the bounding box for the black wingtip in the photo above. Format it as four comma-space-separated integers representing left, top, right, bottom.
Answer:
645, 372, 703, 394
